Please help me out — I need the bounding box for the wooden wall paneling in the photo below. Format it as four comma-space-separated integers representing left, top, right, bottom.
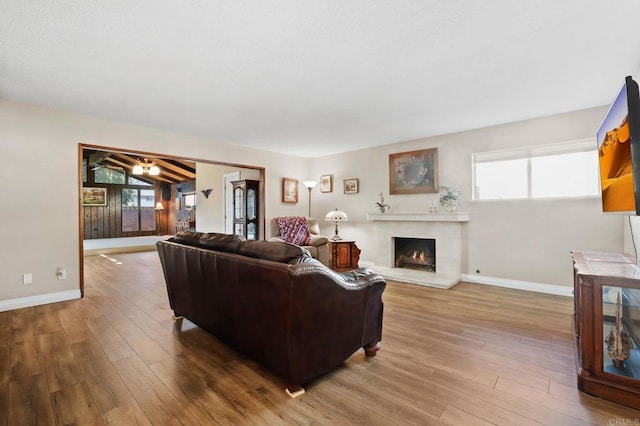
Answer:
108, 186, 116, 238
83, 209, 91, 240
114, 188, 122, 238
96, 203, 104, 239
90, 208, 98, 239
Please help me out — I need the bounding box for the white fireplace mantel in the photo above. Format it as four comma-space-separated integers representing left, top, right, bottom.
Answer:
366, 212, 469, 222
364, 212, 468, 289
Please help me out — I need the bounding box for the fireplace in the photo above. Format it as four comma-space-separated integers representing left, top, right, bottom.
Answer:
394, 237, 435, 272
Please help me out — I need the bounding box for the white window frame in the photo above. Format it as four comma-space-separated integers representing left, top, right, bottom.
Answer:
472, 138, 599, 201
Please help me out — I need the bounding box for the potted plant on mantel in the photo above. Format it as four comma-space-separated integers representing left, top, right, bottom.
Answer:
376, 192, 391, 213
439, 187, 460, 212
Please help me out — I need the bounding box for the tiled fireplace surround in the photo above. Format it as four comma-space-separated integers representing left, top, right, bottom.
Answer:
365, 213, 469, 289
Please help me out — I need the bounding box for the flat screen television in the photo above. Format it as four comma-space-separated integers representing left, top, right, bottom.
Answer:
598, 76, 640, 214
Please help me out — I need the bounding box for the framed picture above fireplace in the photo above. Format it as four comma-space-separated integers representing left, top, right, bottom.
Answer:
389, 148, 438, 194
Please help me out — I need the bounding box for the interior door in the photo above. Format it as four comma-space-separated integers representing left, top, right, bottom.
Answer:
223, 171, 240, 234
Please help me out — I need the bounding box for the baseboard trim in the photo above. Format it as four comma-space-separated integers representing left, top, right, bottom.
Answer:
460, 274, 573, 297
0, 289, 82, 312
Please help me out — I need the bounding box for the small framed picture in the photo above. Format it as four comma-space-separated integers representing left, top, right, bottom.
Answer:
343, 178, 359, 194
320, 174, 333, 193
82, 187, 107, 206
282, 177, 299, 203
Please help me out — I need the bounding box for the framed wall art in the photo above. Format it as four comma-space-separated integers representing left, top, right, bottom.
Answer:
320, 174, 333, 193
343, 178, 359, 194
282, 177, 299, 203
82, 187, 107, 206
389, 148, 438, 194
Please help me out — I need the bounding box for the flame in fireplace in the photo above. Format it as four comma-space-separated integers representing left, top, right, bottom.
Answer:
411, 251, 426, 262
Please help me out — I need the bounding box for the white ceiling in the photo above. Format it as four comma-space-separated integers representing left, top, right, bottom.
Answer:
3, 1, 640, 158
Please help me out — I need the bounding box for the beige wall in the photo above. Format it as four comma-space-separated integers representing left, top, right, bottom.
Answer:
0, 100, 309, 303
195, 163, 261, 234
0, 98, 626, 305
309, 106, 623, 288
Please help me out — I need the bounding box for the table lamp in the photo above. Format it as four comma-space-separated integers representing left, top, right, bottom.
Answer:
325, 208, 348, 241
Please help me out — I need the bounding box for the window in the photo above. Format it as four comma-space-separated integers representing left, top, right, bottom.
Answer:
128, 176, 153, 186
472, 139, 599, 200
95, 167, 126, 184
122, 189, 156, 232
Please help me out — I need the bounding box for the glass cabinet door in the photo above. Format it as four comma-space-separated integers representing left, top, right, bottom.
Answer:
602, 285, 640, 378
247, 188, 256, 220
234, 187, 244, 219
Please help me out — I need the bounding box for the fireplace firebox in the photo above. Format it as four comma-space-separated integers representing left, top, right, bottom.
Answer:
394, 237, 435, 272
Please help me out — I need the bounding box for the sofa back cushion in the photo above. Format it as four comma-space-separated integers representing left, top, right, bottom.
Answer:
173, 230, 204, 246
239, 240, 309, 263
200, 233, 245, 253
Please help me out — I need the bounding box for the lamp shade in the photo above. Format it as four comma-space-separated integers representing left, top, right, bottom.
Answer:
149, 164, 160, 175
325, 208, 348, 222
155, 202, 164, 210
302, 180, 318, 189
132, 164, 144, 175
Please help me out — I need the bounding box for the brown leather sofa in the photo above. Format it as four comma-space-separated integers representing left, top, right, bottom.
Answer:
156, 231, 386, 396
268, 217, 330, 266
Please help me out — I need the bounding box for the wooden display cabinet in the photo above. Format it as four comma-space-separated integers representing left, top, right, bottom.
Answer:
329, 240, 361, 272
231, 179, 260, 240
572, 251, 640, 409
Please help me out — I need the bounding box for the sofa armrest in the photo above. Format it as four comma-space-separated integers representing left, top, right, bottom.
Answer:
268, 237, 286, 243
288, 260, 385, 290
307, 235, 329, 246
341, 267, 376, 282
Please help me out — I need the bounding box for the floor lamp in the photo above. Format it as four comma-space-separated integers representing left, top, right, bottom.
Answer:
155, 201, 164, 235
302, 180, 317, 217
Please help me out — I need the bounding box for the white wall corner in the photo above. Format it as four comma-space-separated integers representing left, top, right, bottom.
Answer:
460, 274, 573, 297
0, 290, 81, 313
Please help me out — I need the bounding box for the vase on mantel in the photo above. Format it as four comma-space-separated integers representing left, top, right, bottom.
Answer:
445, 204, 457, 213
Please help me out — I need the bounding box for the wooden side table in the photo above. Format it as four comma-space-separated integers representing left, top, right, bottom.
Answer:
329, 240, 361, 272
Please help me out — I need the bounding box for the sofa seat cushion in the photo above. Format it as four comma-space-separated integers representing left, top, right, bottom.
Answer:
239, 240, 310, 263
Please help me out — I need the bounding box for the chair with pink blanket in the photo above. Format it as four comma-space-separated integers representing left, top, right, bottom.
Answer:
269, 217, 330, 266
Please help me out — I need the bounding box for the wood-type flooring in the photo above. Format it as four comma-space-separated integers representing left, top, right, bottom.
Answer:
1, 251, 639, 425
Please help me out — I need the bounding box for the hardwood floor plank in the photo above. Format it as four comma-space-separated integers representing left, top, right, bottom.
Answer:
1, 251, 638, 424
38, 330, 84, 392
8, 373, 55, 425
57, 301, 93, 344
10, 336, 43, 381
439, 405, 495, 426
11, 307, 37, 344
34, 303, 63, 335
50, 382, 103, 425
0, 311, 11, 349
70, 339, 136, 414
85, 315, 136, 362
494, 376, 635, 425
110, 316, 171, 365
149, 357, 245, 424
426, 369, 587, 425
0, 346, 9, 426
112, 355, 201, 425
102, 401, 152, 425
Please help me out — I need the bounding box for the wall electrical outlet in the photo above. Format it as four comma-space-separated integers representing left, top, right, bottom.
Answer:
23, 273, 32, 284
56, 268, 67, 280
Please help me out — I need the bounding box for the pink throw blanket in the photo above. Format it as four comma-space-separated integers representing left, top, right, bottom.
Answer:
276, 216, 310, 245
